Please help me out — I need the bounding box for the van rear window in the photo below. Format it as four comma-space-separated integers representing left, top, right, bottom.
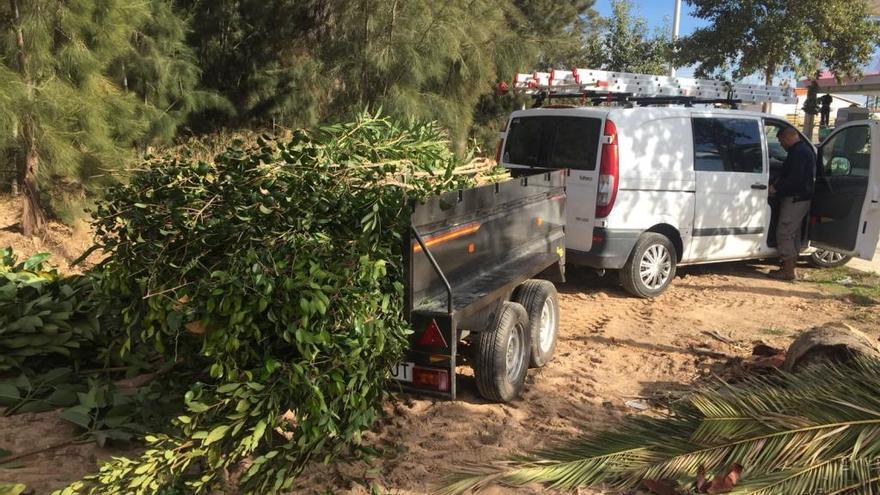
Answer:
503, 116, 601, 170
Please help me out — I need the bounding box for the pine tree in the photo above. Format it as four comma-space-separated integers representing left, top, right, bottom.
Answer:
590, 0, 673, 74
0, 0, 220, 232
1, 0, 148, 233
110, 0, 231, 146
510, 0, 599, 69
175, 0, 330, 131
177, 0, 598, 152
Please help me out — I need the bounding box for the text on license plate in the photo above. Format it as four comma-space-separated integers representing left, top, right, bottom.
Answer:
391, 362, 414, 382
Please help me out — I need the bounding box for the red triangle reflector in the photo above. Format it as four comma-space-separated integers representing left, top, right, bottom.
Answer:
417, 319, 448, 348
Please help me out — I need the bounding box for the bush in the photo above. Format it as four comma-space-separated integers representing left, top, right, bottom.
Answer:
59, 114, 501, 494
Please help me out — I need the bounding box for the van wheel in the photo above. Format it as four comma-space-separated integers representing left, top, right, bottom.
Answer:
809, 249, 852, 268
620, 233, 677, 298
513, 280, 559, 368
474, 302, 530, 402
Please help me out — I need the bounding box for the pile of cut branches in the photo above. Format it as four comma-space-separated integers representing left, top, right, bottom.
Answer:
0, 248, 106, 371
51, 113, 506, 494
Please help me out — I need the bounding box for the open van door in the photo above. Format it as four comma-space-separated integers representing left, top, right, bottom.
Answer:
809, 121, 880, 260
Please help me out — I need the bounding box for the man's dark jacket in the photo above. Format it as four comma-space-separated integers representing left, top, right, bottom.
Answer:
775, 140, 816, 201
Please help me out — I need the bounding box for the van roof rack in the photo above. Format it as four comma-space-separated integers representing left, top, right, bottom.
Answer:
508, 68, 797, 108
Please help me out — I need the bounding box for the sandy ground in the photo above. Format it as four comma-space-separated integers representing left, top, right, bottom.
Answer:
849, 245, 880, 274
2, 194, 878, 494
0, 195, 99, 274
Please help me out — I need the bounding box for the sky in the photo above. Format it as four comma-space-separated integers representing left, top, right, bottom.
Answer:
594, 0, 705, 37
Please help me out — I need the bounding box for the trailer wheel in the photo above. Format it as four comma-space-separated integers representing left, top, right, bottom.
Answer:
620, 233, 677, 298
474, 302, 530, 402
513, 280, 559, 368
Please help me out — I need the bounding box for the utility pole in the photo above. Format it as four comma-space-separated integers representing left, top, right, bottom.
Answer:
669, 0, 682, 77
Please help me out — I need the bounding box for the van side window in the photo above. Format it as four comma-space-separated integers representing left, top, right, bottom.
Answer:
692, 118, 763, 173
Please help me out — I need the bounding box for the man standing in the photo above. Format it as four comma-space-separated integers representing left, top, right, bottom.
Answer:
769, 127, 816, 281
819, 94, 833, 127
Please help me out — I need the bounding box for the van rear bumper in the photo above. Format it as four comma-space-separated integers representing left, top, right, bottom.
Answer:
567, 228, 640, 269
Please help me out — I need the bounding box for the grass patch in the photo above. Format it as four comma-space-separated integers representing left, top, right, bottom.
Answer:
805, 266, 880, 305
760, 326, 788, 336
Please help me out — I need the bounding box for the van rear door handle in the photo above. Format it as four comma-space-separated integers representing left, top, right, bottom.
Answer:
751, 184, 768, 190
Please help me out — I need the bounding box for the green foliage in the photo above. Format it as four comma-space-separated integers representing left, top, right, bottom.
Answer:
57, 113, 494, 494
443, 358, 880, 494
510, 0, 599, 69
677, 0, 880, 82
56, 378, 172, 447
0, 367, 84, 415
0, 483, 27, 495
176, 0, 597, 151
109, 0, 232, 146
0, 0, 222, 219
0, 248, 102, 371
587, 0, 673, 74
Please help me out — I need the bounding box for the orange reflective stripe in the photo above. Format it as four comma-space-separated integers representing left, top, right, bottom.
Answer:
412, 222, 481, 253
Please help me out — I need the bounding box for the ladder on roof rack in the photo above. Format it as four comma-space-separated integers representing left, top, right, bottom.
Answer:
509, 68, 797, 105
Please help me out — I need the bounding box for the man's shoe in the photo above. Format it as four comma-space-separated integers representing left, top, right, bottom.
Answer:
768, 258, 796, 281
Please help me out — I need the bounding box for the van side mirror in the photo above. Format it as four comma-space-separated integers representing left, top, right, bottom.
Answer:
828, 156, 852, 176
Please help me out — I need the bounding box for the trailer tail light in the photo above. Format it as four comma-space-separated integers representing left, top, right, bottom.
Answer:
494, 138, 504, 164
596, 119, 619, 219
412, 366, 450, 392
416, 319, 448, 348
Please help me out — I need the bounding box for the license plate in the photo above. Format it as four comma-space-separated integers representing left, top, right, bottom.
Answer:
391, 362, 414, 382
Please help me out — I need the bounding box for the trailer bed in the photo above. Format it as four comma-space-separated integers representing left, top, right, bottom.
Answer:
397, 170, 566, 400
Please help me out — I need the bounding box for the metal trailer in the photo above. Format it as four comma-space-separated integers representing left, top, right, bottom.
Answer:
392, 170, 566, 402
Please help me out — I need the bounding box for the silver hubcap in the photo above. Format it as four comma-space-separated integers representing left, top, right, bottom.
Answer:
639, 244, 672, 290
506, 326, 524, 382
816, 249, 845, 264
538, 298, 556, 353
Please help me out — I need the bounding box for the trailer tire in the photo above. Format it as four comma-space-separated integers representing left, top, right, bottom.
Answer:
474, 302, 530, 402
513, 280, 559, 368
620, 233, 677, 298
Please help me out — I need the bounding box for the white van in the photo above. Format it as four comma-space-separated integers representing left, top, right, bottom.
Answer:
498, 106, 880, 297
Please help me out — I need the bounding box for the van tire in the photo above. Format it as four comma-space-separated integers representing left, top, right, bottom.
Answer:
808, 249, 852, 268
620, 233, 677, 298
513, 280, 559, 368
474, 302, 530, 402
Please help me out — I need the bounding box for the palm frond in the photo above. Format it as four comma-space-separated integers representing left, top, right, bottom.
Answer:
441, 358, 880, 495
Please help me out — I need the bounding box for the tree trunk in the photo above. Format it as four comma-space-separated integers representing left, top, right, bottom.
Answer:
803, 79, 819, 141
10, 0, 46, 235
360, 0, 370, 105
762, 65, 774, 113
19, 120, 45, 236
784, 323, 880, 373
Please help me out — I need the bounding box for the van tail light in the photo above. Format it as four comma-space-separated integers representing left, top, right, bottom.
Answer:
596, 119, 619, 219
412, 367, 450, 392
